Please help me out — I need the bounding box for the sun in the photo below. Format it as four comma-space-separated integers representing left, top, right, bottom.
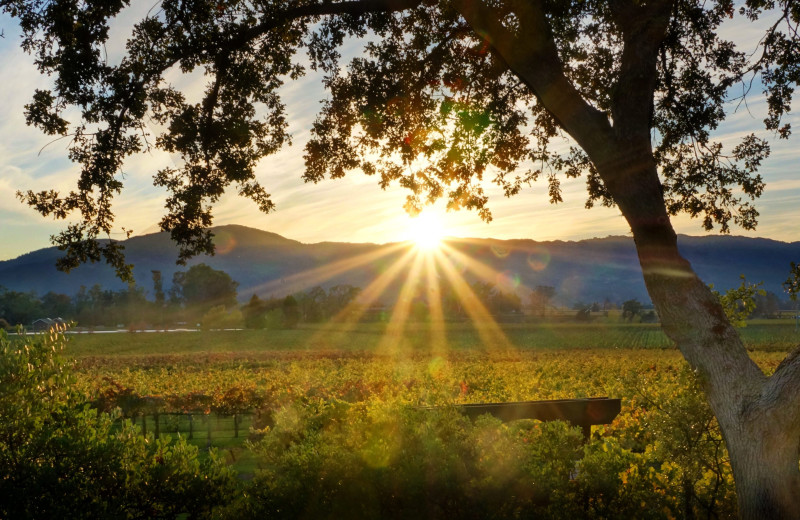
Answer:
407, 211, 446, 251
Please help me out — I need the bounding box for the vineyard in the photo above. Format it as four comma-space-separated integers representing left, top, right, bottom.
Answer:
4, 322, 797, 518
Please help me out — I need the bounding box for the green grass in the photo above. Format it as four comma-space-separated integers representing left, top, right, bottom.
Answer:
134, 412, 254, 442
64, 320, 799, 358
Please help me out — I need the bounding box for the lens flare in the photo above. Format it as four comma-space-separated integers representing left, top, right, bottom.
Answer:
491, 244, 510, 258
527, 247, 551, 271
213, 230, 237, 255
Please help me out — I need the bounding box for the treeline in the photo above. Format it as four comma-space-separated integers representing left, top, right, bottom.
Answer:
0, 263, 371, 330
0, 263, 238, 329
4, 263, 790, 330
241, 284, 362, 329
0, 261, 534, 329
0, 284, 150, 330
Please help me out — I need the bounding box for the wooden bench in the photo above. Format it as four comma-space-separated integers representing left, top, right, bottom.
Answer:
430, 397, 621, 441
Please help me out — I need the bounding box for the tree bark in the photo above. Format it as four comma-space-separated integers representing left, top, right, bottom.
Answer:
607, 156, 800, 520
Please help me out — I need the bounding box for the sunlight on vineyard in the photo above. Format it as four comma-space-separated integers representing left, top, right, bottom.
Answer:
7, 321, 793, 518
66, 345, 785, 518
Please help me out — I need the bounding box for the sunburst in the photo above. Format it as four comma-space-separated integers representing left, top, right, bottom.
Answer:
406, 211, 445, 251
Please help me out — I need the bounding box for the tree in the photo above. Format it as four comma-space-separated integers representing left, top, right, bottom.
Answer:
151, 270, 165, 307
40, 291, 73, 318
753, 291, 782, 319
0, 287, 42, 326
784, 262, 800, 303
785, 262, 800, 332
298, 286, 327, 322
621, 299, 643, 323
466, 281, 520, 314
489, 289, 521, 314
201, 304, 244, 329
529, 286, 556, 318
4, 0, 800, 515
710, 276, 765, 328
324, 284, 362, 317
242, 294, 267, 329
282, 294, 300, 328
469, 281, 494, 309
170, 264, 239, 315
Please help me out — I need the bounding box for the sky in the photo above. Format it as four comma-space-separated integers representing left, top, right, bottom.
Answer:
1, 5, 798, 262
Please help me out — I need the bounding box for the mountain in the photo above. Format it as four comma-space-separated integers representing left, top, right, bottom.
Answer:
1, 224, 797, 305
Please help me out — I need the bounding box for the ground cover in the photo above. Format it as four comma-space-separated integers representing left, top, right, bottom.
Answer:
41, 322, 798, 517
64, 320, 799, 357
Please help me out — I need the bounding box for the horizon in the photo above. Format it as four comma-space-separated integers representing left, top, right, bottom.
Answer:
3, 222, 800, 263
3, 224, 797, 313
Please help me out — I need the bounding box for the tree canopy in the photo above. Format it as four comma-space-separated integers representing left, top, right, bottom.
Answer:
170, 263, 238, 312
1, 0, 796, 279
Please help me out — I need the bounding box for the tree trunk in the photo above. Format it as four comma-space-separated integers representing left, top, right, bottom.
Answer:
608, 157, 800, 519
453, 0, 800, 515
725, 420, 800, 519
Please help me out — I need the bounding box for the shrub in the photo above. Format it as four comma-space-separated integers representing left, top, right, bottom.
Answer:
201, 305, 244, 330
221, 397, 715, 519
0, 327, 237, 519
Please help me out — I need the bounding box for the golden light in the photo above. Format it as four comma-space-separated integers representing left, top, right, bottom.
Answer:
407, 211, 445, 251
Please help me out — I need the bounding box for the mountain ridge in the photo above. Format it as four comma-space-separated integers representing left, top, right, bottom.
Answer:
1, 225, 797, 305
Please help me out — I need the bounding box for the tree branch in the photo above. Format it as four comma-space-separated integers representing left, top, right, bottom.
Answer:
450, 0, 616, 164
609, 0, 673, 141
223, 0, 426, 53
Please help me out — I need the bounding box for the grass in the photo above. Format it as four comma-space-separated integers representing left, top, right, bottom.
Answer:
64, 319, 799, 358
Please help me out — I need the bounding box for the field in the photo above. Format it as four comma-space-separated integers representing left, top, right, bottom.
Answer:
67, 321, 795, 421
66, 319, 799, 357
25, 320, 796, 517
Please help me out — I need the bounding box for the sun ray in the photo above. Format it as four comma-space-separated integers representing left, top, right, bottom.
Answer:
376, 253, 425, 356
301, 248, 418, 347
439, 242, 533, 295
424, 251, 448, 358
238, 242, 407, 297
327, 248, 418, 326
433, 249, 515, 353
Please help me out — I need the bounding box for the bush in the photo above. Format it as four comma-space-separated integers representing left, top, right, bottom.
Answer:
0, 327, 237, 519
220, 396, 723, 519
201, 305, 244, 330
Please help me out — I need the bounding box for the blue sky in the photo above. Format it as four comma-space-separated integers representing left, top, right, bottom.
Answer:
1, 5, 798, 261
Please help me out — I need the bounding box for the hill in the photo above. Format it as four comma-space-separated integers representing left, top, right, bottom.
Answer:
1, 225, 797, 305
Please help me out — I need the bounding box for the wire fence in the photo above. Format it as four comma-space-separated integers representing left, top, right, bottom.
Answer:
125, 411, 256, 446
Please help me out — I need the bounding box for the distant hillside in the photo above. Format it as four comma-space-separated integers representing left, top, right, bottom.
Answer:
1, 225, 797, 306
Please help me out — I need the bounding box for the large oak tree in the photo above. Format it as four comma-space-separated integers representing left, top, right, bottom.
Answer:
2, 0, 799, 516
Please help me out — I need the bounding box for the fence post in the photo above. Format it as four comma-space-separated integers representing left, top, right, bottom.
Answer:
188, 413, 193, 440
206, 414, 212, 449
154, 413, 160, 439
141, 411, 147, 437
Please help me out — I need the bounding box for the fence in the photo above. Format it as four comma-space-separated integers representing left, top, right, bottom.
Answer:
126, 411, 255, 446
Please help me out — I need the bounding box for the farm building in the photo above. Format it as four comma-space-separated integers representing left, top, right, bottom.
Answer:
31, 317, 66, 332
